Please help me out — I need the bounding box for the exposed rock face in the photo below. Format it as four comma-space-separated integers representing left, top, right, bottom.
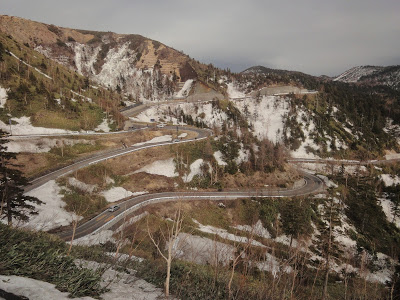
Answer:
0, 15, 203, 101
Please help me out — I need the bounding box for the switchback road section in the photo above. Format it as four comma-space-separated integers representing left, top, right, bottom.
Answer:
58, 171, 324, 241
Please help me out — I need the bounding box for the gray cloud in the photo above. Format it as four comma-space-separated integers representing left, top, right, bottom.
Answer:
2, 0, 400, 76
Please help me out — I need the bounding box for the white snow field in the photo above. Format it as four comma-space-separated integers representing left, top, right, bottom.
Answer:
380, 174, 400, 186
134, 157, 178, 177
0, 116, 71, 135
101, 187, 147, 203
226, 82, 246, 98
133, 135, 172, 146
233, 95, 289, 144
183, 159, 206, 183
175, 79, 193, 97
24, 180, 81, 231
0, 85, 8, 108
95, 119, 111, 132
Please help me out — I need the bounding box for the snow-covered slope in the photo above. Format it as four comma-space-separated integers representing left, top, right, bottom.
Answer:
334, 66, 381, 83
334, 65, 400, 90
0, 15, 209, 102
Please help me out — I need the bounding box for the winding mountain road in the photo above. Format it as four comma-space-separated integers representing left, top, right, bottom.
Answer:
22, 125, 325, 240
24, 126, 209, 193
57, 170, 323, 240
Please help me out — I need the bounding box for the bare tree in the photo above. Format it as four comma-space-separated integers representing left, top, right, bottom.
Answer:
67, 202, 88, 256
147, 206, 184, 298
227, 227, 255, 299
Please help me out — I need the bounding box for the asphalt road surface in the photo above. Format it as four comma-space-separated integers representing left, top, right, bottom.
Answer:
19, 124, 325, 240
58, 171, 324, 241
16, 119, 326, 240
25, 126, 209, 193
15, 100, 400, 240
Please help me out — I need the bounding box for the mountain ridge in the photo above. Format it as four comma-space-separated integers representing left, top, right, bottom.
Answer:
334, 65, 400, 91
0, 15, 225, 101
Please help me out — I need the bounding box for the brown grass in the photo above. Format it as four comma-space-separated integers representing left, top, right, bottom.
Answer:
14, 129, 183, 178
221, 166, 300, 189
123, 173, 176, 193
16, 153, 51, 178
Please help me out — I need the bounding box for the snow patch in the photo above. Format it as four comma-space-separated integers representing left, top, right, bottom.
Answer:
24, 180, 81, 231
132, 102, 228, 128
95, 119, 111, 132
0, 275, 90, 300
380, 174, 400, 186
227, 82, 246, 98
0, 116, 71, 135
133, 135, 172, 146
73, 230, 115, 246
183, 159, 204, 183
317, 175, 338, 188
256, 253, 293, 276
174, 232, 236, 266
193, 219, 265, 247
234, 220, 271, 239
68, 177, 97, 193
101, 187, 146, 203
175, 79, 193, 97
178, 132, 187, 138
213, 150, 227, 166
235, 146, 250, 164
5, 137, 95, 153
134, 158, 178, 177
378, 197, 400, 228
0, 86, 8, 108
233, 95, 289, 143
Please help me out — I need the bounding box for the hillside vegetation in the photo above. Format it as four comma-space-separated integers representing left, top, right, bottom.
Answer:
0, 15, 228, 102
0, 32, 124, 131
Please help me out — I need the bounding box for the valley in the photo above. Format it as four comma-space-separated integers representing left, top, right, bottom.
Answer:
0, 14, 400, 300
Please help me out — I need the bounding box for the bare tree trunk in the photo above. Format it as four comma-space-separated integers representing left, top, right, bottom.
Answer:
147, 207, 184, 298
67, 220, 78, 256
166, 256, 171, 297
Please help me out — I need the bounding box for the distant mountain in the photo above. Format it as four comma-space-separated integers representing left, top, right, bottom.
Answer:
334, 65, 400, 91
0, 15, 223, 101
240, 65, 322, 90
242, 65, 305, 76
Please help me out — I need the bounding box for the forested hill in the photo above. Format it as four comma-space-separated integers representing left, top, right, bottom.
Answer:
0, 31, 125, 131
334, 65, 400, 91
236, 65, 400, 158
0, 15, 225, 101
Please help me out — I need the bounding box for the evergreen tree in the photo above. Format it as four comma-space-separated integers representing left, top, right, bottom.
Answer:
390, 255, 400, 300
0, 130, 42, 225
280, 197, 312, 246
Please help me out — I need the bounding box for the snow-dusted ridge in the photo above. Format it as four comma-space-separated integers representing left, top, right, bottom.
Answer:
334, 66, 380, 83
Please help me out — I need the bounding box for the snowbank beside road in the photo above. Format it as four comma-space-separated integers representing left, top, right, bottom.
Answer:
227, 82, 246, 98
101, 187, 147, 203
133, 135, 172, 146
0, 116, 71, 135
25, 180, 81, 231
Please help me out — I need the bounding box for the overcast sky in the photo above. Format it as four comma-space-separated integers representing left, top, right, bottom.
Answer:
2, 0, 400, 76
